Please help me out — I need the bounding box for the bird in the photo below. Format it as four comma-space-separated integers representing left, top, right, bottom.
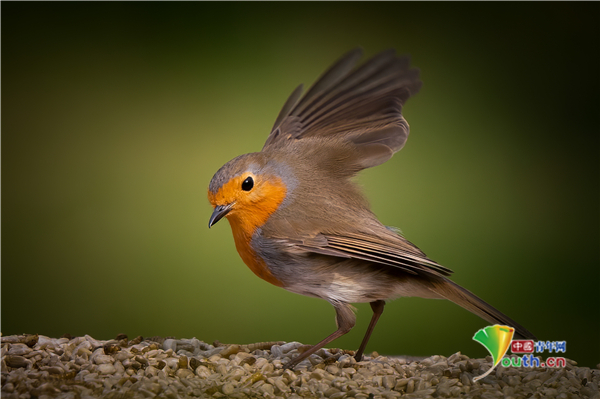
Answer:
207, 48, 536, 369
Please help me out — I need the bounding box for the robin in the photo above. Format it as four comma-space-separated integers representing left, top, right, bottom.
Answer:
207, 48, 535, 369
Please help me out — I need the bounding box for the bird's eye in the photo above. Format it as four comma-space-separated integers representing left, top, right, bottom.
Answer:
241, 176, 254, 191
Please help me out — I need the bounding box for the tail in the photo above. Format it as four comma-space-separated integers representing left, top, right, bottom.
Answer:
429, 276, 536, 339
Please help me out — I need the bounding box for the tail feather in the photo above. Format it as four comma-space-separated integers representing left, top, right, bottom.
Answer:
430, 277, 536, 339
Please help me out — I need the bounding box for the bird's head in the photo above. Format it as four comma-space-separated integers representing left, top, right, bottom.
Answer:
207, 153, 289, 234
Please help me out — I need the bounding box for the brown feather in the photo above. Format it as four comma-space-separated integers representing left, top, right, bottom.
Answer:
262, 48, 422, 170
426, 276, 537, 339
281, 231, 453, 277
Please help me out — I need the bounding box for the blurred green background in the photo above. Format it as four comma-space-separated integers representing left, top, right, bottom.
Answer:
2, 3, 598, 368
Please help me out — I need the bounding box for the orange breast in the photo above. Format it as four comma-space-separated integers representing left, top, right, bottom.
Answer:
229, 219, 284, 287
209, 175, 287, 287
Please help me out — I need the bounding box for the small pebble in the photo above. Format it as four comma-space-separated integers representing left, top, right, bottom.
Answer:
222, 382, 235, 395
8, 344, 32, 356
5, 355, 29, 368
98, 363, 116, 374
93, 354, 114, 364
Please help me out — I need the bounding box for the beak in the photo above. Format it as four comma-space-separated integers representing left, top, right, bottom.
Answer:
209, 203, 234, 228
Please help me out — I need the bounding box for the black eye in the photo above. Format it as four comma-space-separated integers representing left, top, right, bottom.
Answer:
241, 176, 254, 191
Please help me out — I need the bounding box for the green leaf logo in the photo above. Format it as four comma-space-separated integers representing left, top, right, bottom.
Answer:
472, 325, 514, 382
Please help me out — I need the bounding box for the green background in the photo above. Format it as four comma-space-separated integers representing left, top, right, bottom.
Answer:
3, 3, 598, 368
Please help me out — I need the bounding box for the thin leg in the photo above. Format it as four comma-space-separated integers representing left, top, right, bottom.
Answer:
284, 302, 356, 369
354, 300, 385, 361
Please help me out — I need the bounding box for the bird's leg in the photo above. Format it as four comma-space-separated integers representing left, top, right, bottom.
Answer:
284, 302, 356, 369
354, 300, 385, 361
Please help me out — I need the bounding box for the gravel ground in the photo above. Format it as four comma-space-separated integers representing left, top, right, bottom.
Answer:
1, 334, 598, 399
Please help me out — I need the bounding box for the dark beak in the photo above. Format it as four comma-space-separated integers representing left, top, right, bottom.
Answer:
209, 203, 234, 228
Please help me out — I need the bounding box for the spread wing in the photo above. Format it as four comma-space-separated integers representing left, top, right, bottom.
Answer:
281, 231, 453, 277
262, 48, 422, 169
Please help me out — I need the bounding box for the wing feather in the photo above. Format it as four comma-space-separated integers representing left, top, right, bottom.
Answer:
262, 48, 422, 171
285, 231, 453, 277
